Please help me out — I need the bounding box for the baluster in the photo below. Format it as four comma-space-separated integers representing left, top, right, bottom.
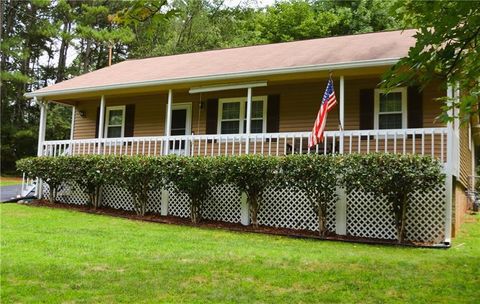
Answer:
384, 132, 387, 153
349, 134, 352, 154
276, 135, 280, 156
421, 129, 425, 155
324, 135, 327, 155
431, 131, 434, 157
357, 133, 360, 153
375, 132, 379, 152
441, 131, 444, 162
394, 132, 397, 153
261, 134, 265, 155
268, 135, 272, 156
403, 130, 406, 154
332, 133, 336, 154
412, 130, 416, 153
367, 132, 371, 154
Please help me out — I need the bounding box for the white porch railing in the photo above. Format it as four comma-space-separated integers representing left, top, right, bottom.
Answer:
40, 127, 449, 163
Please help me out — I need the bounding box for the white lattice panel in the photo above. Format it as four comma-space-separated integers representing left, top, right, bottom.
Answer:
406, 184, 446, 243
347, 190, 397, 240
259, 187, 336, 232
102, 185, 134, 211
203, 184, 241, 223
42, 182, 89, 205
347, 183, 446, 243
168, 188, 190, 218
146, 189, 163, 213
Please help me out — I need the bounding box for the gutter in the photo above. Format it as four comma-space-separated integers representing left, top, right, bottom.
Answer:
24, 57, 400, 99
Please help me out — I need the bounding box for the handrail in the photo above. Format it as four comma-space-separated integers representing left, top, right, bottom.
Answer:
41, 128, 449, 163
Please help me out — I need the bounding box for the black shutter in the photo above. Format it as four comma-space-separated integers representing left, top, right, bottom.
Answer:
267, 95, 280, 133
95, 107, 100, 138
407, 86, 423, 128
124, 104, 135, 137
206, 99, 218, 134
359, 89, 374, 130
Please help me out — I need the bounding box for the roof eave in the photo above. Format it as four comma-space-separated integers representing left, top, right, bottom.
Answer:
24, 57, 399, 99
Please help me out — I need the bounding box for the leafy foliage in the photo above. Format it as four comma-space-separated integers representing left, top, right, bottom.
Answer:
280, 154, 340, 236
68, 155, 119, 209
114, 156, 166, 216
16, 156, 71, 204
382, 0, 480, 123
222, 155, 279, 228
341, 153, 445, 243
163, 155, 218, 224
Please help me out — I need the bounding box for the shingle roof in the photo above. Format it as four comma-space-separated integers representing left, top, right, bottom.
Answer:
29, 29, 416, 97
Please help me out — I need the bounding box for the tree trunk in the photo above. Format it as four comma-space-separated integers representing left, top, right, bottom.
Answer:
83, 39, 92, 73
56, 21, 71, 83
317, 203, 327, 237
397, 195, 409, 244
190, 197, 201, 224
249, 194, 260, 229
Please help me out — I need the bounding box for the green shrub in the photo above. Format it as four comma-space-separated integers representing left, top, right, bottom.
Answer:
115, 156, 166, 216
280, 154, 340, 236
68, 155, 119, 209
16, 156, 70, 204
163, 155, 218, 224
341, 153, 445, 243
222, 155, 279, 228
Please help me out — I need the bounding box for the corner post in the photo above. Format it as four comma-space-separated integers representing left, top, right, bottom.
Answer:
240, 192, 250, 225
97, 95, 105, 154
444, 84, 455, 244
245, 87, 252, 154
35, 98, 47, 198
164, 89, 173, 155
69, 106, 75, 155
339, 75, 345, 154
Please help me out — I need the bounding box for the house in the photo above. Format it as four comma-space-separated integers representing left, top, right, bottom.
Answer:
24, 29, 473, 244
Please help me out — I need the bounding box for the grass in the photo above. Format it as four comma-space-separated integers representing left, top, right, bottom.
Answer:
1, 204, 479, 303
0, 176, 22, 187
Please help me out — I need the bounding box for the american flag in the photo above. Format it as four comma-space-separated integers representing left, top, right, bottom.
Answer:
308, 79, 337, 148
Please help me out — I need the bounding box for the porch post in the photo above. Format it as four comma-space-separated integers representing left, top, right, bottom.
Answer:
164, 89, 173, 155
36, 98, 47, 198
98, 95, 106, 139
97, 96, 105, 154
37, 98, 47, 157
70, 105, 75, 140
444, 84, 455, 244
245, 87, 252, 154
339, 75, 345, 154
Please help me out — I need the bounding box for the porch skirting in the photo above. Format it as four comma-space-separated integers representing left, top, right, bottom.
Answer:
42, 181, 447, 244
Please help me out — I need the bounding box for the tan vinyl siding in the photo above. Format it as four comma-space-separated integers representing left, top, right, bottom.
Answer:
72, 77, 445, 140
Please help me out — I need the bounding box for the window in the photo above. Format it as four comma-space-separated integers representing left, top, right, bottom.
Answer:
218, 96, 267, 134
104, 106, 125, 138
374, 88, 407, 129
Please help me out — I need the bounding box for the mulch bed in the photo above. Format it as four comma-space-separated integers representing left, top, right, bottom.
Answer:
22, 199, 444, 248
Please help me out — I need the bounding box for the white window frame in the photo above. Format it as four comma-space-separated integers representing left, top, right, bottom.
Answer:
374, 87, 408, 130
217, 96, 268, 134
104, 105, 126, 138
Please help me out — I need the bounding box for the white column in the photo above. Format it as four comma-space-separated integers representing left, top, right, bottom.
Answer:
444, 84, 454, 245
339, 75, 345, 154
70, 106, 76, 140
164, 90, 173, 155
36, 98, 47, 198
245, 87, 252, 154
240, 192, 250, 225
335, 186, 347, 235
98, 95, 106, 139
37, 99, 47, 157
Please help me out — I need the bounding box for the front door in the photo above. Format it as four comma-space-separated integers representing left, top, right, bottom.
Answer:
168, 103, 192, 155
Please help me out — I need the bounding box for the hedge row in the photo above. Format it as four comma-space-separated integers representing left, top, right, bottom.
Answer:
17, 153, 445, 243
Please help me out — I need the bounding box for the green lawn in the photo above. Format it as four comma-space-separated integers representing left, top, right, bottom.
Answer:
1, 204, 479, 303
0, 176, 22, 187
